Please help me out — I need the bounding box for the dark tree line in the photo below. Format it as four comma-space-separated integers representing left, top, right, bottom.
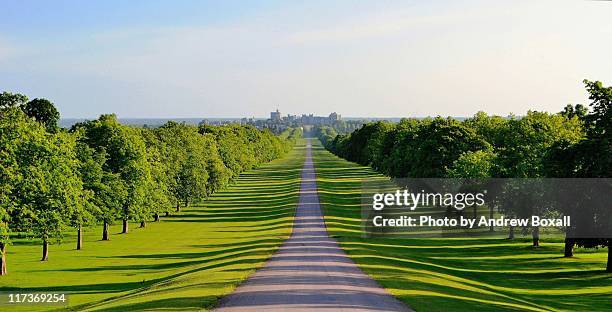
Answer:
317, 80, 611, 272
0, 91, 299, 275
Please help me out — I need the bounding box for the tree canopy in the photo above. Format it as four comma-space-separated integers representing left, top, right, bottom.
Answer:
0, 94, 296, 273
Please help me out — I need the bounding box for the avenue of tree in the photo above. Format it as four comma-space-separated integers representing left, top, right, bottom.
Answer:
0, 92, 299, 275
316, 80, 611, 272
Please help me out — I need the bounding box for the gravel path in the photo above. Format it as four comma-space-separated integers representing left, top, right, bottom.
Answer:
214, 140, 413, 311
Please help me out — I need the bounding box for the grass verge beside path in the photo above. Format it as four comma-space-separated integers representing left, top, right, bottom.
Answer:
0, 140, 306, 312
311, 139, 611, 312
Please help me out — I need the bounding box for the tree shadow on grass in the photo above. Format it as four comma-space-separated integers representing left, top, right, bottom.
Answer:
189, 237, 287, 249
36, 257, 270, 311
48, 250, 274, 273
0, 279, 161, 295
89, 296, 218, 312
96, 241, 284, 261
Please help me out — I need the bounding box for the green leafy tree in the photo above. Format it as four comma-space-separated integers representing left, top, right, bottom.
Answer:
4, 108, 85, 261
314, 126, 339, 150
70, 157, 97, 250
156, 122, 208, 211
339, 121, 393, 167
0, 91, 28, 109
447, 150, 496, 178
560, 104, 589, 120
176, 152, 208, 208
141, 129, 171, 224
447, 149, 498, 226
22, 98, 60, 132
495, 111, 583, 178
0, 107, 23, 273
74, 140, 114, 243
383, 118, 423, 177
556, 80, 612, 271
200, 124, 293, 186
495, 111, 584, 246
407, 117, 490, 178
463, 112, 509, 148
200, 125, 255, 180
76, 114, 150, 235
95, 170, 127, 240
201, 133, 231, 195
326, 117, 489, 178
0, 188, 9, 274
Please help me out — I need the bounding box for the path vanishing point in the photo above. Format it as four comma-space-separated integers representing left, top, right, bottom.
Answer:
215, 139, 412, 311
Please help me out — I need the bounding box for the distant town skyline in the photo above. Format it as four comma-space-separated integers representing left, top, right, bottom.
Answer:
2, 1, 612, 118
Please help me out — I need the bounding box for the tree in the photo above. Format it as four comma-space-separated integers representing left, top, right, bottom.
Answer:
141, 129, 171, 224
156, 122, 208, 211
74, 141, 109, 245
562, 80, 612, 271
69, 160, 96, 250
3, 108, 85, 261
560, 104, 588, 120
76, 114, 150, 235
447, 149, 498, 228
176, 152, 209, 208
94, 170, 127, 240
337, 121, 393, 167
314, 126, 338, 150
200, 125, 255, 181
0, 189, 9, 274
142, 169, 170, 224
22, 98, 60, 132
363, 122, 395, 171
447, 149, 496, 179
495, 111, 583, 246
383, 118, 423, 177
201, 133, 231, 195
0, 107, 21, 273
578, 80, 612, 178
0, 91, 28, 109
495, 111, 583, 178
407, 117, 490, 178
463, 112, 509, 148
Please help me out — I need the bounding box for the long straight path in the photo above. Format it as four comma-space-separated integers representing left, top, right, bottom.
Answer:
214, 139, 412, 311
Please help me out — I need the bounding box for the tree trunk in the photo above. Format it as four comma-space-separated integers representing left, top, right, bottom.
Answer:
102, 221, 110, 241
532, 226, 540, 247
77, 224, 83, 250
489, 206, 494, 232
607, 239, 611, 273
564, 237, 574, 257
140, 220, 146, 228
41, 240, 49, 261
175, 202, 180, 212
165, 211, 170, 217
0, 243, 7, 275
154, 213, 160, 222
122, 219, 129, 234
508, 225, 515, 239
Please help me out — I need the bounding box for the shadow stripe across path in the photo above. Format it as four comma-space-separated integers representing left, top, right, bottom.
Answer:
214, 138, 412, 312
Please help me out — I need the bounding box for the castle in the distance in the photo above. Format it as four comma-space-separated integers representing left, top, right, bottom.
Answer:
240, 109, 343, 133
269, 109, 341, 125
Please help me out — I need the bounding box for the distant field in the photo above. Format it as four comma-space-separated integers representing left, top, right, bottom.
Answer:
311, 140, 611, 312
0, 140, 305, 311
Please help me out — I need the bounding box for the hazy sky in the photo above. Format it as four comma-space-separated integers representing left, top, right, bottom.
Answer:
1, 0, 611, 118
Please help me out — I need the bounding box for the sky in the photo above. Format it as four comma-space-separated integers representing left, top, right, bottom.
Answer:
1, 0, 611, 118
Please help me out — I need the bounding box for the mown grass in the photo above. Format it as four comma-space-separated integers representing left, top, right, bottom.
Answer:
311, 140, 612, 312
0, 140, 306, 312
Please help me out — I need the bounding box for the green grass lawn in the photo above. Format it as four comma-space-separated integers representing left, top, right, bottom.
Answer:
0, 140, 306, 312
311, 140, 612, 312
